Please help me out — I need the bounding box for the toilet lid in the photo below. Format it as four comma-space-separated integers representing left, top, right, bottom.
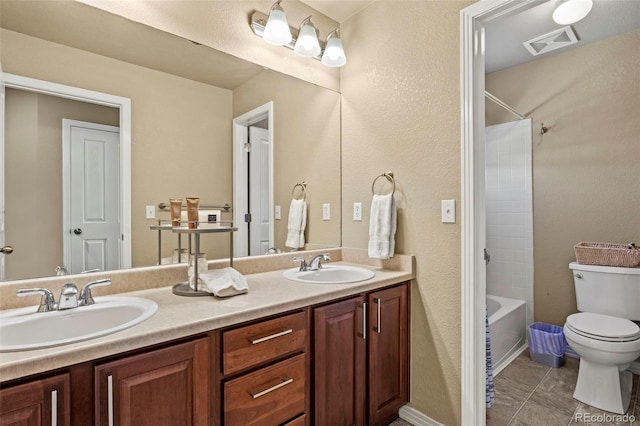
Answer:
566, 313, 640, 342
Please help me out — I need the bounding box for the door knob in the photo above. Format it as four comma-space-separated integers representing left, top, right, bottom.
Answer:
73, 228, 83, 235
0, 246, 13, 255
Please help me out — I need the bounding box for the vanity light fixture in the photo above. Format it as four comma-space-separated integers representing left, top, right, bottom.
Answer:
249, 2, 347, 67
262, 0, 292, 45
321, 29, 347, 67
552, 0, 593, 25
294, 17, 321, 57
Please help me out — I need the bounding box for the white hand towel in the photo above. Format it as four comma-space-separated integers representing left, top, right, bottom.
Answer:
194, 267, 249, 297
368, 193, 397, 259
285, 199, 307, 249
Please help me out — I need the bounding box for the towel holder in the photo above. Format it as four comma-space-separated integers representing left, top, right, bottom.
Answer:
371, 172, 395, 196
292, 181, 307, 200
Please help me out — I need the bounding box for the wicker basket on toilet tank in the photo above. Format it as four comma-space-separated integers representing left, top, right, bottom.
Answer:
574, 242, 640, 268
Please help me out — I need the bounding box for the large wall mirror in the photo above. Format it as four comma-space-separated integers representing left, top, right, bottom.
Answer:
0, 0, 341, 281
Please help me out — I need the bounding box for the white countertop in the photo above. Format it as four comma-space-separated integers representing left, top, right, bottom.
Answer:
0, 254, 413, 383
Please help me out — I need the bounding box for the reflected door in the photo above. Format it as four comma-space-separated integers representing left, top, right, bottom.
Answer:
249, 126, 271, 255
64, 120, 120, 274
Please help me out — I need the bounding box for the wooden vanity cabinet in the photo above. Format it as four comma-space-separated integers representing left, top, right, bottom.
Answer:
0, 373, 70, 426
94, 337, 210, 426
214, 310, 310, 426
313, 283, 409, 426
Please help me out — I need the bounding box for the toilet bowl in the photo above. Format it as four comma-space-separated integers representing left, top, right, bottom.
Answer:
564, 262, 640, 414
564, 313, 640, 414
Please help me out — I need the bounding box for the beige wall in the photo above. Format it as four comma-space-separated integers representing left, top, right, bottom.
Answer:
486, 29, 640, 326
2, 29, 234, 268
341, 2, 470, 424
4, 89, 118, 280
233, 70, 341, 252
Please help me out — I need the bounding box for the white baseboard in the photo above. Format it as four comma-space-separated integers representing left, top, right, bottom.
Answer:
399, 405, 444, 426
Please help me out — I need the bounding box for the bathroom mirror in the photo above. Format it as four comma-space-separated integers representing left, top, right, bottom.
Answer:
0, 0, 341, 281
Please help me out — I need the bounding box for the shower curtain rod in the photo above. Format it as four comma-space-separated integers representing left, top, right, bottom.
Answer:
484, 91, 526, 120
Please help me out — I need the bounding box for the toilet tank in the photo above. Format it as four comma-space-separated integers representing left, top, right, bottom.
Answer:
570, 262, 640, 320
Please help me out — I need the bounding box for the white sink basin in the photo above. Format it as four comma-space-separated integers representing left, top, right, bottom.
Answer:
0, 296, 158, 352
283, 265, 375, 284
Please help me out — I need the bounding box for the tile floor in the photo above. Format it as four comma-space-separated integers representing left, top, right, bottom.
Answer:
390, 350, 639, 426
487, 350, 639, 426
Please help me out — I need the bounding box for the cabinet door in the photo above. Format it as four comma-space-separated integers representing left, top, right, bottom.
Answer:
0, 373, 70, 426
314, 296, 366, 426
368, 284, 409, 426
95, 337, 210, 426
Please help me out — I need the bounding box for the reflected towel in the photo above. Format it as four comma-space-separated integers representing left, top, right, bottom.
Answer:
285, 199, 307, 249
195, 267, 249, 298
368, 194, 396, 259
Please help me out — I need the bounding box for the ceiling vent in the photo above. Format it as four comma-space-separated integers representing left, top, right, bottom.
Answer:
523, 26, 579, 56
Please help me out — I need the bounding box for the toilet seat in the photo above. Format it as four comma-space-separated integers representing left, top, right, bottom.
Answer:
566, 313, 640, 343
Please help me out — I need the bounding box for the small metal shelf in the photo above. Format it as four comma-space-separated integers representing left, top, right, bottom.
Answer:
150, 221, 237, 297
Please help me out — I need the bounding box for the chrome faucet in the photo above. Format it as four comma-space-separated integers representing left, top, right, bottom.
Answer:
15, 278, 112, 313
16, 288, 58, 312
58, 283, 79, 310
308, 253, 331, 271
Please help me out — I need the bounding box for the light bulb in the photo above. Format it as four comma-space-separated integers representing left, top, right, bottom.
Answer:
262, 2, 292, 46
321, 31, 346, 67
294, 18, 321, 57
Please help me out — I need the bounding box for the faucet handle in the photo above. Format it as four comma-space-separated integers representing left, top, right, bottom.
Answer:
293, 257, 308, 271
16, 288, 57, 312
79, 278, 111, 306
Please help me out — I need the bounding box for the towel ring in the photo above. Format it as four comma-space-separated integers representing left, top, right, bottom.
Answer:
371, 172, 395, 196
292, 181, 307, 200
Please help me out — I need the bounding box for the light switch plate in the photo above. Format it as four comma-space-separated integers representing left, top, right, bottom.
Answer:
275, 205, 281, 220
145, 205, 155, 219
322, 203, 331, 221
441, 200, 455, 223
353, 202, 362, 221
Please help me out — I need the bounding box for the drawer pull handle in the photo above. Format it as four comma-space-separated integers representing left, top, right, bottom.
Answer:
51, 390, 57, 426
108, 374, 114, 426
375, 297, 381, 334
249, 376, 293, 399
249, 328, 293, 345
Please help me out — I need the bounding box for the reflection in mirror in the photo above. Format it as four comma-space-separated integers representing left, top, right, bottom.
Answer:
0, 0, 341, 281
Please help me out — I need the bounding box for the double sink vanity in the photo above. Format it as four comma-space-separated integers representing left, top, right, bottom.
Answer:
0, 248, 414, 425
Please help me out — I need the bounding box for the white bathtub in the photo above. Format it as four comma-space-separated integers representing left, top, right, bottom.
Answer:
487, 294, 527, 374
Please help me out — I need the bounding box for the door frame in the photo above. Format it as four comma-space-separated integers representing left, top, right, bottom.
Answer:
232, 102, 274, 257
62, 119, 121, 273
460, 1, 538, 424
1, 72, 132, 271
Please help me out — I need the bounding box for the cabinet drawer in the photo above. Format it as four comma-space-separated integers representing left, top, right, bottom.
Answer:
223, 353, 306, 426
283, 413, 306, 426
223, 311, 306, 375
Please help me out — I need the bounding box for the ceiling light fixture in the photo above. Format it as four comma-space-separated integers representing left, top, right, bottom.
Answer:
552, 0, 593, 25
249, 2, 347, 67
262, 0, 292, 45
294, 17, 321, 57
321, 29, 347, 68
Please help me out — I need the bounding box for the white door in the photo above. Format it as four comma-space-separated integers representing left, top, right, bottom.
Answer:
249, 126, 271, 255
64, 120, 120, 274
0, 68, 6, 280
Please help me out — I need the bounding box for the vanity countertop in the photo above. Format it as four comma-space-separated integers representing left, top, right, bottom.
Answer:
0, 250, 414, 383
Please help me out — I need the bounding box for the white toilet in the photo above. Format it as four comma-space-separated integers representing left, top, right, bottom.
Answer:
563, 262, 640, 414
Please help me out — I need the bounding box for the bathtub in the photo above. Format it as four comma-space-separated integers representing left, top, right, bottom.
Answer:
487, 294, 527, 374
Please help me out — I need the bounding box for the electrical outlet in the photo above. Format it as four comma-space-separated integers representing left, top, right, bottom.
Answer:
275, 205, 281, 220
145, 205, 155, 219
322, 203, 331, 221
353, 202, 362, 221
441, 200, 456, 223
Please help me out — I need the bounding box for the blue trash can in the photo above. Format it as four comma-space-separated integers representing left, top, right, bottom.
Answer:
528, 322, 567, 368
